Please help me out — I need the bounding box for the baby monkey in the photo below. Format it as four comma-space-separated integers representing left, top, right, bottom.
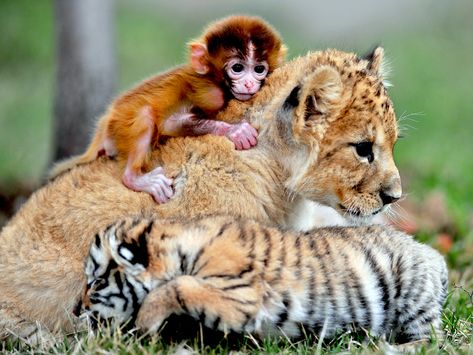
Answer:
50, 15, 286, 203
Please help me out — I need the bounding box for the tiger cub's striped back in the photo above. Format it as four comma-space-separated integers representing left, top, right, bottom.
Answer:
81, 215, 448, 343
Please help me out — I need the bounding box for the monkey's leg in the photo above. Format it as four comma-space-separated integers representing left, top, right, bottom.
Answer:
121, 106, 174, 204
136, 275, 259, 335
163, 113, 258, 150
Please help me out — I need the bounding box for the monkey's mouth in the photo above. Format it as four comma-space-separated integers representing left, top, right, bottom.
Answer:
232, 91, 254, 101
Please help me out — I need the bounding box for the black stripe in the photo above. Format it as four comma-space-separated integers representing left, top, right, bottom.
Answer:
294, 236, 302, 277
262, 229, 272, 268
94, 233, 101, 248
315, 236, 336, 326
160, 233, 174, 240
221, 283, 252, 291
393, 256, 404, 300
21, 326, 40, 340
398, 297, 431, 328
221, 295, 256, 305
363, 246, 391, 331
190, 247, 206, 275
306, 258, 316, 319
339, 233, 377, 330
113, 271, 128, 312
325, 236, 348, 328
191, 223, 233, 275
124, 277, 141, 317
174, 283, 189, 313
396, 262, 423, 322
276, 292, 290, 327
338, 245, 361, 328
89, 253, 100, 278
275, 234, 287, 281
216, 222, 232, 239
307, 237, 327, 324
413, 313, 437, 328
238, 221, 249, 243
238, 265, 254, 278
94, 260, 118, 291
248, 225, 256, 259
178, 247, 188, 274
202, 272, 239, 280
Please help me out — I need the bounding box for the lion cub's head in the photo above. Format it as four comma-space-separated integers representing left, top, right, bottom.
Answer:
267, 47, 401, 223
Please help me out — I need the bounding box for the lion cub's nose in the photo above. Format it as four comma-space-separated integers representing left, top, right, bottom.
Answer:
379, 190, 400, 206
380, 173, 402, 206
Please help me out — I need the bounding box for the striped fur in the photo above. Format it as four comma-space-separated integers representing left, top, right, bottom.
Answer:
82, 215, 448, 343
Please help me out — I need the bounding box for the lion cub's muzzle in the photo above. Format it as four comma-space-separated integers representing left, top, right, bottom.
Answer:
379, 174, 402, 207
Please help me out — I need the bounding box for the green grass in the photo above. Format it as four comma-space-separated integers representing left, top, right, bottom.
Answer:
0, 1, 54, 184
0, 0, 472, 353
3, 306, 472, 354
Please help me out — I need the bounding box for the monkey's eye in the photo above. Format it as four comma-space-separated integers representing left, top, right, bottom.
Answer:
254, 65, 266, 74
350, 141, 374, 163
231, 63, 244, 73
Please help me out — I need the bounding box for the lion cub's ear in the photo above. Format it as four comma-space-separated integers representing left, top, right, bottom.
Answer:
289, 66, 342, 131
363, 46, 391, 87
281, 66, 342, 145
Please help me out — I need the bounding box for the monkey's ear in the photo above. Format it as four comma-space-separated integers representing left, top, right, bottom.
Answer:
189, 42, 209, 75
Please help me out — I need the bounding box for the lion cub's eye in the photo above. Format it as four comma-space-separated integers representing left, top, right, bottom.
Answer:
351, 141, 374, 163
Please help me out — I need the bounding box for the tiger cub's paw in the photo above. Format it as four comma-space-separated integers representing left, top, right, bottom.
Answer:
135, 286, 175, 334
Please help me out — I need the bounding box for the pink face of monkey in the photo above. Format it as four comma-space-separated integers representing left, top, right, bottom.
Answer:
225, 43, 269, 101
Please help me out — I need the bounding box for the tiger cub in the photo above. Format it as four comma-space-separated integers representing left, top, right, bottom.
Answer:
81, 215, 448, 343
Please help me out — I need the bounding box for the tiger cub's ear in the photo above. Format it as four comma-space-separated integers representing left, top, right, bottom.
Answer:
85, 233, 112, 281
107, 219, 152, 276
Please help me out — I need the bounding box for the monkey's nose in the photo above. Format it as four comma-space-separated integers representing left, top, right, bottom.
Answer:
245, 82, 254, 89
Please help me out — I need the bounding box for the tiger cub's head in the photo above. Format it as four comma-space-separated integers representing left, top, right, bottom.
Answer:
80, 219, 153, 325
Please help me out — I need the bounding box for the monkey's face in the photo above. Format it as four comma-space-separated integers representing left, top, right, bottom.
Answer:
225, 57, 268, 101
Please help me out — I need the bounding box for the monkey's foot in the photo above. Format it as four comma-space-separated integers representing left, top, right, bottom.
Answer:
122, 167, 174, 204
225, 119, 258, 150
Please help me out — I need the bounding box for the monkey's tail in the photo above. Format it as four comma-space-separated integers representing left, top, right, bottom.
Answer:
48, 151, 96, 180
48, 120, 109, 180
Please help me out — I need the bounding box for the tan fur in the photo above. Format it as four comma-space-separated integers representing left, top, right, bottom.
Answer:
83, 215, 448, 342
0, 48, 402, 343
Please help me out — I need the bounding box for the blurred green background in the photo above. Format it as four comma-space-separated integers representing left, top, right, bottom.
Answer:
1, 1, 473, 351
0, 0, 472, 241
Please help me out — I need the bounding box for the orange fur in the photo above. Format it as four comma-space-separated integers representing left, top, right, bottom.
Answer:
49, 16, 286, 183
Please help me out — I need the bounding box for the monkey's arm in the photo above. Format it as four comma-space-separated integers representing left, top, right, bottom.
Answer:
163, 113, 257, 150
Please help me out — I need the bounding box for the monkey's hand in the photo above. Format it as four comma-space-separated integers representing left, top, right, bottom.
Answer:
163, 114, 258, 150
122, 166, 174, 204
224, 119, 258, 150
